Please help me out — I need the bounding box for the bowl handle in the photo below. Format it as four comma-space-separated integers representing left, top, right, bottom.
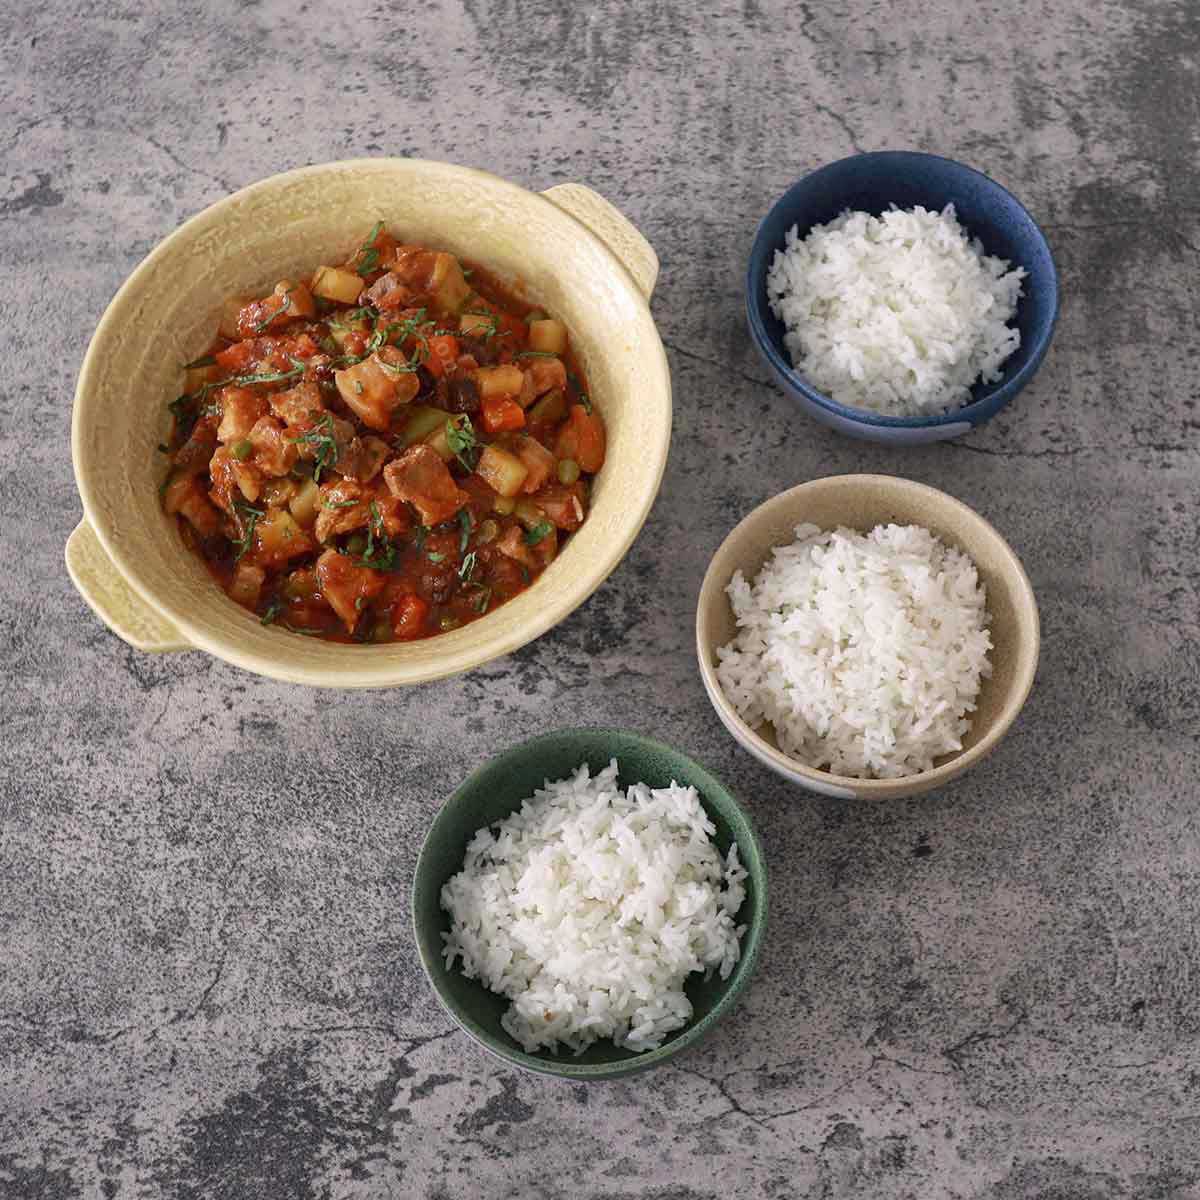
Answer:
65, 520, 192, 653
540, 184, 659, 301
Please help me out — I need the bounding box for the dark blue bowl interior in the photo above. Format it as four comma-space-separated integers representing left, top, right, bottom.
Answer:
747, 151, 1059, 428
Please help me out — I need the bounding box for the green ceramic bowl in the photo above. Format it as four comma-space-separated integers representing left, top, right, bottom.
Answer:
412, 728, 768, 1079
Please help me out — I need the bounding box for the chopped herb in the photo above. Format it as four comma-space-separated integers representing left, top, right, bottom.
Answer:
282, 622, 322, 637
260, 600, 282, 626
580, 393, 593, 414
471, 585, 492, 613
427, 551, 446, 564
231, 439, 253, 461
517, 350, 559, 359
524, 520, 554, 546
252, 286, 294, 333
354, 220, 384, 277
323, 496, 359, 510
412, 523, 429, 553
445, 414, 478, 472
232, 500, 265, 561
518, 563, 531, 585
353, 380, 364, 395
230, 357, 307, 388
319, 335, 338, 355
462, 267, 474, 279
354, 595, 367, 611
457, 507, 474, 553
459, 550, 477, 581
287, 411, 339, 482
356, 500, 397, 570
183, 354, 216, 369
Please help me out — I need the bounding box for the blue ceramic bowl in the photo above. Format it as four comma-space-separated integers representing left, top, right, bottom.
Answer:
746, 151, 1059, 445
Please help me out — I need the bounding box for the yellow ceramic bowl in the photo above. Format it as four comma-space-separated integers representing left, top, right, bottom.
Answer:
66, 160, 671, 687
696, 475, 1040, 800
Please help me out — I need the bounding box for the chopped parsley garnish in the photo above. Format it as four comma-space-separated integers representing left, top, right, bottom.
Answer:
287, 412, 339, 482
457, 507, 474, 553
517, 350, 559, 359
259, 600, 282, 626
458, 550, 477, 581
355, 501, 397, 570
354, 221, 384, 277
579, 393, 593, 414
252, 286, 294, 333
232, 500, 265, 561
524, 520, 554, 546
427, 551, 446, 564
470, 585, 492, 613
445, 414, 478, 472
323, 496, 359, 509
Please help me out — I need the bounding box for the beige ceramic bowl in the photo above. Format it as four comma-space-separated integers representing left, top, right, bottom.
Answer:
696, 475, 1039, 800
66, 159, 671, 687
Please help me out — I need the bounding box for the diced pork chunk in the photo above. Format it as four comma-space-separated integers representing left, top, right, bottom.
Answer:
247, 416, 299, 477
315, 548, 385, 630
526, 356, 567, 397
335, 348, 420, 431
383, 444, 470, 527
216, 387, 268, 444
335, 435, 391, 482
269, 379, 324, 428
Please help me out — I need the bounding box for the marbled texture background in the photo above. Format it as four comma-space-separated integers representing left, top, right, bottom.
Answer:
2, 0, 1199, 1196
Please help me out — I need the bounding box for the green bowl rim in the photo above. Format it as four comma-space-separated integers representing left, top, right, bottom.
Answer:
411, 727, 769, 1079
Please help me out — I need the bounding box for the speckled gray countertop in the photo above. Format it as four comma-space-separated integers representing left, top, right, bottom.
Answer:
4, 1, 1200, 1196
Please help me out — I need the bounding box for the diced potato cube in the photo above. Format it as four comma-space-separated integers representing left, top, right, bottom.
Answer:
229, 562, 265, 608
475, 444, 529, 498
288, 477, 322, 528
528, 319, 567, 355
475, 364, 524, 399
329, 314, 370, 349
423, 422, 455, 462
459, 311, 494, 337
401, 405, 452, 447
429, 252, 472, 314
253, 508, 313, 566
311, 264, 365, 305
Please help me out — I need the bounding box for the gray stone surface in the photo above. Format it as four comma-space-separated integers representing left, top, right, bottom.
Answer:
3, 0, 1199, 1195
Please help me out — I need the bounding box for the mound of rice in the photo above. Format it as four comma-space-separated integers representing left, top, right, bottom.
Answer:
716, 523, 992, 778
440, 760, 746, 1055
766, 205, 1027, 417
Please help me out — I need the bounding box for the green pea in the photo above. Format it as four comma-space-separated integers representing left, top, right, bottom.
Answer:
232, 440, 253, 461
556, 458, 581, 485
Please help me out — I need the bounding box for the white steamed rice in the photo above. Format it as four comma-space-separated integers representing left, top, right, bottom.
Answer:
440, 759, 747, 1055
716, 523, 993, 779
766, 204, 1027, 417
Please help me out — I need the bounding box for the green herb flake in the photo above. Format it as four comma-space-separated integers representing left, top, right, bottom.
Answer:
323, 496, 359, 510
471, 585, 492, 613
518, 350, 559, 359
286, 412, 339, 482
523, 520, 554, 546
354, 221, 384, 277
260, 600, 283, 626
427, 551, 446, 564
232, 500, 265, 561
457, 507, 474, 554
445, 414, 479, 472
459, 550, 477, 581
